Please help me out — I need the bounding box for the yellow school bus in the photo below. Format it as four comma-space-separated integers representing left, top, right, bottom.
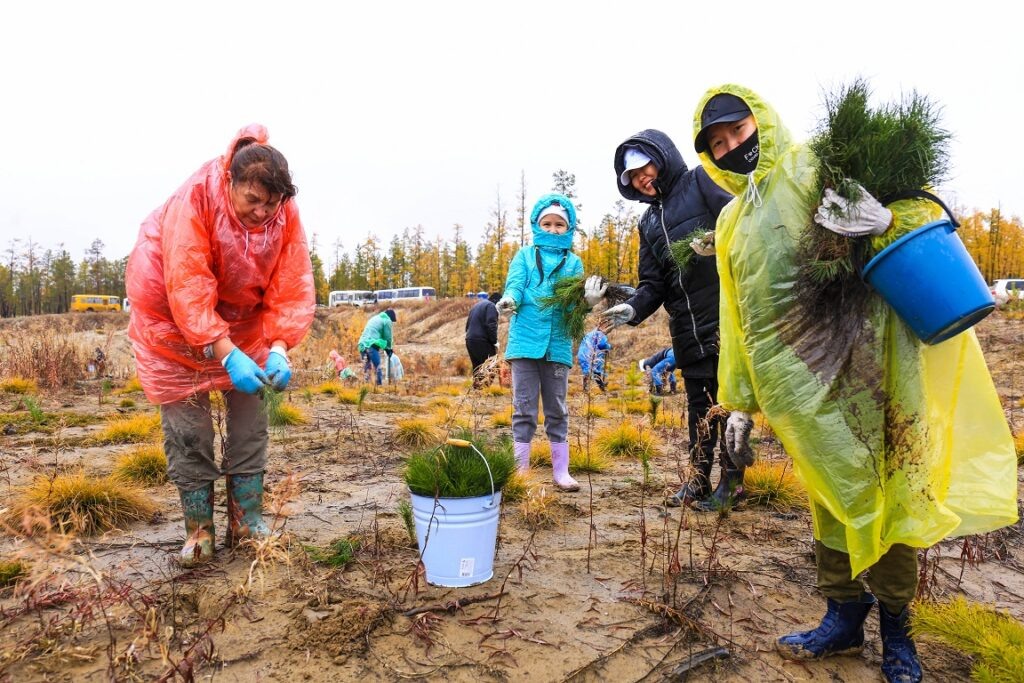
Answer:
70, 294, 122, 312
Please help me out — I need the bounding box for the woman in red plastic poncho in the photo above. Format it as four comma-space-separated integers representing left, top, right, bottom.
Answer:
126, 124, 315, 567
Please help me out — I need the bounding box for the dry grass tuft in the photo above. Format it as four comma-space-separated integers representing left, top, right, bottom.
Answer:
336, 387, 363, 405
518, 484, 561, 529
1014, 431, 1024, 466
0, 329, 84, 389
394, 418, 442, 449
530, 441, 552, 467
113, 445, 168, 486
569, 445, 612, 474
490, 407, 512, 428
595, 423, 657, 459
427, 396, 453, 409
453, 356, 471, 376
93, 412, 162, 445
911, 596, 1024, 682
1, 377, 38, 394
583, 404, 607, 419
435, 384, 464, 397
743, 460, 806, 510
483, 384, 508, 397
5, 472, 156, 536
655, 409, 684, 429
623, 400, 647, 415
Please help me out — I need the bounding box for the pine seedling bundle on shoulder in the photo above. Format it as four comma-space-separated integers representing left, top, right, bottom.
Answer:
798, 78, 951, 312
538, 274, 634, 342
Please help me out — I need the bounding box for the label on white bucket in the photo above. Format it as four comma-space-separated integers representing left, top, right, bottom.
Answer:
459, 557, 475, 577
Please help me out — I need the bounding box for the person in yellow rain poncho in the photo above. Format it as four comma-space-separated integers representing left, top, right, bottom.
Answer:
692, 84, 1018, 683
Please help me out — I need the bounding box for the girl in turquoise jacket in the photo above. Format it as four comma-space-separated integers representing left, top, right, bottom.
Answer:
497, 193, 584, 491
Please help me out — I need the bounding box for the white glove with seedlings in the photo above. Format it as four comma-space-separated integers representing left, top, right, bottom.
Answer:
690, 231, 716, 256
601, 303, 635, 329
814, 183, 892, 237
496, 296, 517, 316
583, 275, 608, 308
724, 410, 755, 468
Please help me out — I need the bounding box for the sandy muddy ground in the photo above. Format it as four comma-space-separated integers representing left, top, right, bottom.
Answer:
0, 303, 1022, 682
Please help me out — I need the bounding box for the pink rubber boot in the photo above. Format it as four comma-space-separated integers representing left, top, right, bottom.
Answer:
514, 441, 531, 473
550, 442, 579, 492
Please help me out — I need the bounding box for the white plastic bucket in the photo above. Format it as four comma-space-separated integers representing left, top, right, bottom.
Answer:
410, 491, 501, 587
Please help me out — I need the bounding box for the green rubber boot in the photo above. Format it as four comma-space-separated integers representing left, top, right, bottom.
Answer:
178, 484, 215, 567
225, 472, 271, 545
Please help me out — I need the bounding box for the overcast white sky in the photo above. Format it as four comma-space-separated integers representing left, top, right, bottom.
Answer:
1, 1, 1021, 268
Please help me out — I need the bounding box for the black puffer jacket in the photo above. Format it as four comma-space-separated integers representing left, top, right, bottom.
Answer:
614, 129, 733, 369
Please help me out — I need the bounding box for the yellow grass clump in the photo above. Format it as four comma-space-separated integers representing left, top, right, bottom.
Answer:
315, 381, 344, 395
435, 384, 464, 397
118, 376, 143, 394
596, 423, 657, 459
428, 397, 453, 409
569, 445, 612, 474
483, 384, 508, 397
530, 441, 552, 467
743, 460, 806, 510
394, 419, 442, 449
94, 413, 162, 445
501, 470, 531, 503
490, 408, 512, 428
5, 472, 156, 536
655, 409, 684, 429
113, 445, 169, 486
582, 404, 607, 419
0, 560, 28, 588
1, 377, 37, 394
911, 596, 1024, 682
623, 400, 647, 415
1014, 431, 1024, 466
336, 387, 365, 405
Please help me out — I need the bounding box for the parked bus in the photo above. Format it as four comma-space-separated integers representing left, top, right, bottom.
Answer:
374, 286, 436, 303
328, 290, 376, 307
70, 294, 121, 312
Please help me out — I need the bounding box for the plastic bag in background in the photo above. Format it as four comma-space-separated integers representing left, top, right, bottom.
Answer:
386, 353, 405, 383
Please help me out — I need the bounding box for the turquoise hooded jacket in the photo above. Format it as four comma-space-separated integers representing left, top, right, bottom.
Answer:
503, 193, 583, 366
357, 311, 393, 352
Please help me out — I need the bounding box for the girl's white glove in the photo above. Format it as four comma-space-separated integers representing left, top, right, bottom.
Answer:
724, 410, 755, 467
814, 184, 892, 237
690, 232, 716, 257
496, 296, 517, 316
583, 275, 608, 307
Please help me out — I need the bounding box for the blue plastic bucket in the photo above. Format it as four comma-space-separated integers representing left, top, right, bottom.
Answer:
410, 491, 501, 587
861, 219, 994, 345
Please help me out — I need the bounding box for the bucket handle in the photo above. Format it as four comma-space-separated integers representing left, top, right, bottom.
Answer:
445, 438, 498, 509
880, 189, 959, 228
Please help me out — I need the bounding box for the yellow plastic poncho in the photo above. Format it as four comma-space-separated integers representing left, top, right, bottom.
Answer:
694, 84, 1018, 576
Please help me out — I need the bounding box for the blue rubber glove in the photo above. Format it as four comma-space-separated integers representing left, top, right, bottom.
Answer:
221, 348, 269, 394
264, 347, 291, 391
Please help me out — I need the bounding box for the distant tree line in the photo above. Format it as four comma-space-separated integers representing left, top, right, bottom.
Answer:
1, 176, 1021, 317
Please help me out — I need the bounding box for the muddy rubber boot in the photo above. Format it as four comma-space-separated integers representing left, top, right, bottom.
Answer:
694, 467, 747, 512
667, 450, 714, 507
776, 594, 876, 660
225, 472, 271, 546
178, 484, 215, 567
514, 441, 532, 473
879, 603, 923, 683
550, 442, 579, 492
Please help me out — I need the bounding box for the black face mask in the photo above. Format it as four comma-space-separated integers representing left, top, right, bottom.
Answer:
712, 131, 759, 174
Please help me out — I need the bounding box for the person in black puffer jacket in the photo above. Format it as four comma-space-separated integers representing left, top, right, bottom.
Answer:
603, 129, 735, 510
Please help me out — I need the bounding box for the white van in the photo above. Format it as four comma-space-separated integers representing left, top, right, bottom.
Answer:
328, 290, 376, 307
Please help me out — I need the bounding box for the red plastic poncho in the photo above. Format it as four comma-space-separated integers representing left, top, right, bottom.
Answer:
125, 124, 316, 405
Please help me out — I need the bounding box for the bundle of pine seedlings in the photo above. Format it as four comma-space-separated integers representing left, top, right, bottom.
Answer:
796, 78, 951, 315
668, 227, 715, 273
538, 274, 635, 342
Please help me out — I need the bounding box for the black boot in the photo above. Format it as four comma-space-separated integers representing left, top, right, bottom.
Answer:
777, 594, 876, 660
879, 603, 923, 682
694, 467, 746, 512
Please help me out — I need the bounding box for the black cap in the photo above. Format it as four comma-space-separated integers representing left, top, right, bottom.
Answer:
488, 291, 502, 304
694, 93, 751, 154
385, 308, 397, 322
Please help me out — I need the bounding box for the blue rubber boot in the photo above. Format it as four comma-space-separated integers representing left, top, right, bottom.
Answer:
225, 472, 271, 546
879, 603, 923, 682
178, 484, 215, 567
776, 594, 876, 660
